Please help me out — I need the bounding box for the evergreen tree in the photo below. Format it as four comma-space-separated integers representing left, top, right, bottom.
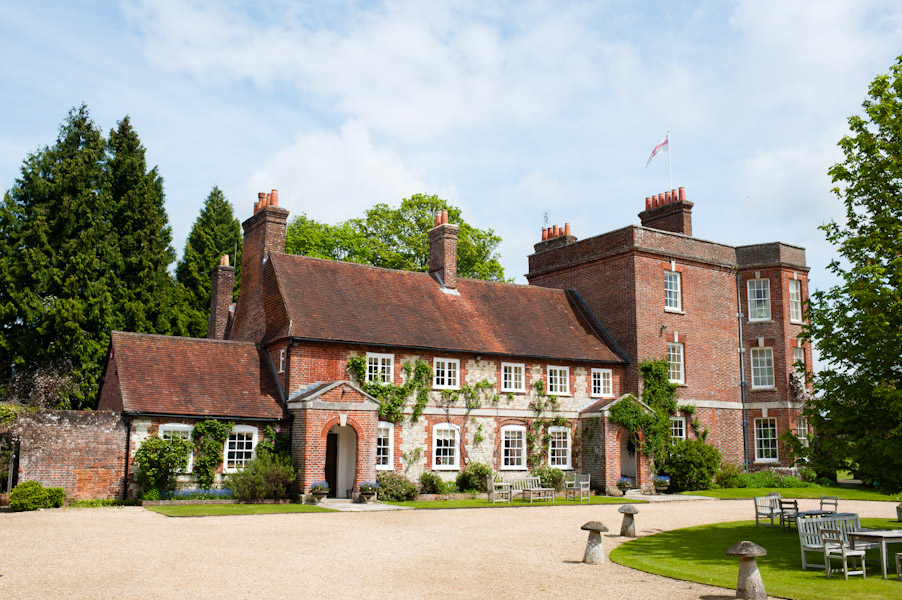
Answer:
175, 187, 242, 337
0, 105, 116, 408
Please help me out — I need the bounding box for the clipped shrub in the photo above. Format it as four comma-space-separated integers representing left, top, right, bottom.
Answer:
9, 480, 66, 512
419, 471, 448, 495
375, 472, 418, 501
714, 461, 743, 489
532, 465, 566, 491
661, 439, 721, 492
798, 467, 818, 483
456, 462, 492, 493
133, 435, 192, 494
735, 470, 816, 489
141, 488, 161, 501
228, 453, 296, 501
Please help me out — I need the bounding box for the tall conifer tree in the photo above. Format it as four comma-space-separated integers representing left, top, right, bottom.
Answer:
176, 187, 242, 337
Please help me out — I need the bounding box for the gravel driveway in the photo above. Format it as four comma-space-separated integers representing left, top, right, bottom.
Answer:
0, 498, 893, 599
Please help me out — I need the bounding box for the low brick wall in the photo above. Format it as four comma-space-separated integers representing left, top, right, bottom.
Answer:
11, 410, 128, 500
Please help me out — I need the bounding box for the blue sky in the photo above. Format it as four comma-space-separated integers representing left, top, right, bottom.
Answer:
1, 0, 900, 298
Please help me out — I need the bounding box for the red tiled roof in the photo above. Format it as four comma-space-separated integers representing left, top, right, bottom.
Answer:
267, 253, 625, 363
108, 331, 285, 420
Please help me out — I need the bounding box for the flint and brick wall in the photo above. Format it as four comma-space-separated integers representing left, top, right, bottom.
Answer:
11, 411, 128, 500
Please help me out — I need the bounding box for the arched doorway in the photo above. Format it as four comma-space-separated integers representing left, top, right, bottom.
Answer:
325, 424, 357, 498
619, 431, 638, 486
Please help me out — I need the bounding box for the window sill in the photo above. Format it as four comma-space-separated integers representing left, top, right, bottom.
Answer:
432, 465, 459, 471
500, 389, 526, 394
754, 459, 779, 464
664, 308, 685, 315
748, 319, 773, 324
500, 465, 527, 471
589, 394, 616, 399
376, 466, 394, 471
790, 320, 804, 325
548, 392, 572, 397
432, 386, 460, 391
751, 387, 777, 392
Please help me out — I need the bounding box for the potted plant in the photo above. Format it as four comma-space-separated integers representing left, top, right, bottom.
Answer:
358, 481, 379, 503
616, 476, 632, 494
653, 475, 670, 494
308, 481, 329, 504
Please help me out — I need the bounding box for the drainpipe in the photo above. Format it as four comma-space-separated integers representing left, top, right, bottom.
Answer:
736, 272, 750, 472
123, 417, 131, 500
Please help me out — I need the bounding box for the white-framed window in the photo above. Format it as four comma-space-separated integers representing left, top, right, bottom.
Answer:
754, 418, 778, 462
796, 416, 809, 448
500, 425, 527, 470
750, 347, 775, 388
548, 426, 572, 469
223, 425, 258, 473
665, 270, 682, 311
432, 424, 460, 470
591, 368, 613, 397
366, 352, 394, 384
792, 346, 806, 373
159, 423, 193, 473
376, 421, 394, 470
278, 348, 286, 373
547, 365, 570, 395
747, 279, 771, 321
789, 279, 803, 323
433, 358, 460, 389
501, 362, 525, 392
669, 416, 686, 440
667, 342, 685, 384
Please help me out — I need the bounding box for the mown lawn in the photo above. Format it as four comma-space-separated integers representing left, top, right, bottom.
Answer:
610, 518, 901, 600
146, 503, 336, 517
382, 496, 646, 509
681, 487, 897, 502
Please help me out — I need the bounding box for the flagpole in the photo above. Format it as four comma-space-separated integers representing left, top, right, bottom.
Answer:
667, 130, 673, 191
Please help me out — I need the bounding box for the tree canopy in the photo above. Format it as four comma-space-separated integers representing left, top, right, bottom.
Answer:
285, 194, 507, 281
806, 55, 902, 493
0, 106, 187, 408
175, 187, 242, 337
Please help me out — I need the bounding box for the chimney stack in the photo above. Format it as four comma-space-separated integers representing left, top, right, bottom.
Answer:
638, 186, 693, 236
208, 254, 235, 340
428, 211, 460, 290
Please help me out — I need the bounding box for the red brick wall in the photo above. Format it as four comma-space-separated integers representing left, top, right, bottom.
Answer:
207, 264, 235, 339
12, 411, 128, 500
291, 408, 377, 493
97, 351, 123, 412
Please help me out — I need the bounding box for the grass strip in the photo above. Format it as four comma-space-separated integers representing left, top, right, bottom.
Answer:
680, 487, 897, 502
147, 503, 336, 516
610, 518, 901, 600
382, 496, 647, 509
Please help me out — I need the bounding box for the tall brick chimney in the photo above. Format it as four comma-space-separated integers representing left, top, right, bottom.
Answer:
229, 190, 289, 343
207, 254, 235, 340
428, 210, 459, 290
638, 187, 693, 236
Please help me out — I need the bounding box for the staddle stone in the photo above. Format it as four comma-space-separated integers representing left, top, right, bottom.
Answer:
618, 504, 639, 537
581, 521, 608, 564
726, 541, 767, 600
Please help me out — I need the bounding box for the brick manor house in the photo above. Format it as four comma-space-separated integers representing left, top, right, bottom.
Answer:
6, 187, 811, 499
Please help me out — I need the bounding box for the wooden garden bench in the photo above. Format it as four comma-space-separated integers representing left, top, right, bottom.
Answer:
565, 473, 591, 501
797, 512, 879, 571
504, 476, 554, 502
754, 494, 782, 528
486, 475, 511, 504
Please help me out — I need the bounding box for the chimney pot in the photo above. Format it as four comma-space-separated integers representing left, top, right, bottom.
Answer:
664, 190, 671, 203
564, 223, 571, 236
253, 201, 260, 214
541, 228, 548, 241
552, 225, 558, 237
442, 210, 449, 224
220, 254, 229, 267
679, 187, 686, 202
645, 197, 651, 211
270, 189, 279, 206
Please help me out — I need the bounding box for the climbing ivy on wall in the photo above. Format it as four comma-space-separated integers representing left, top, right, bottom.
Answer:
192, 419, 233, 489
437, 379, 499, 464
346, 356, 432, 423
525, 380, 571, 468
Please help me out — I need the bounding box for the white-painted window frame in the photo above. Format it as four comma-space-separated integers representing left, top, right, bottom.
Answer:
754, 418, 778, 463
750, 347, 775, 389
159, 423, 194, 473
278, 348, 286, 373
500, 425, 527, 470
789, 279, 803, 323
669, 416, 686, 440
223, 425, 258, 473
432, 358, 460, 390
590, 368, 613, 397
547, 365, 570, 396
376, 421, 394, 470
548, 426, 572, 470
665, 270, 682, 311
792, 346, 806, 373
796, 416, 809, 448
747, 279, 772, 321
501, 362, 525, 392
432, 423, 460, 470
366, 352, 394, 384
667, 342, 685, 384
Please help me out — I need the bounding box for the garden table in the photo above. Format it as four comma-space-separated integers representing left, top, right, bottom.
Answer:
797, 510, 833, 518
849, 529, 902, 579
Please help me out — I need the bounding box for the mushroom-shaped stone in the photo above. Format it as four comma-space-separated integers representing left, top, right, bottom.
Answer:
581, 521, 609, 564
726, 541, 768, 600
618, 504, 640, 537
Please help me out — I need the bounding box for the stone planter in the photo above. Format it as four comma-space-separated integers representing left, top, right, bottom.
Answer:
357, 491, 376, 504
307, 491, 328, 505
896, 505, 902, 522
654, 483, 669, 494
0, 493, 8, 507
616, 484, 630, 495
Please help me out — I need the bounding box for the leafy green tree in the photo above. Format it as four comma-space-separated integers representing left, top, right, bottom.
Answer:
0, 105, 116, 408
285, 194, 506, 281
133, 435, 193, 494
175, 187, 242, 337
806, 55, 902, 493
